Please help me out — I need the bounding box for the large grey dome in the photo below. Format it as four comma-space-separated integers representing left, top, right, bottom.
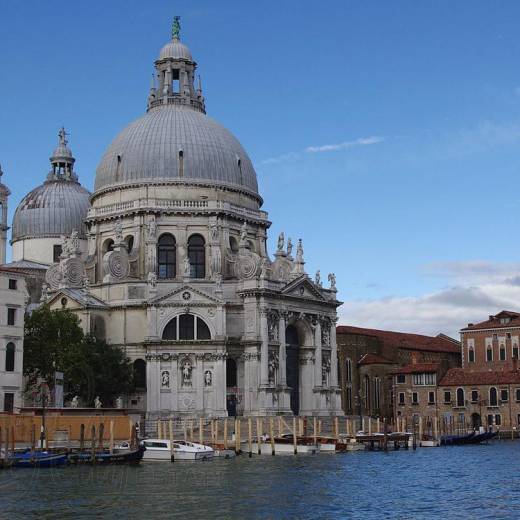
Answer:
12, 180, 91, 242
94, 106, 258, 195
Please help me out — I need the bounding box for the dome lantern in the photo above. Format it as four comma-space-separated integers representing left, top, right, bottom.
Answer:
48, 127, 78, 182
148, 16, 205, 113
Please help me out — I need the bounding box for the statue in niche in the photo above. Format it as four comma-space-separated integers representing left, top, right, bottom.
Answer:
61, 234, 70, 257
83, 276, 90, 292
322, 325, 330, 346
315, 270, 322, 286
277, 232, 285, 252
286, 238, 293, 257
148, 271, 157, 288
71, 395, 79, 408
161, 370, 170, 388
204, 370, 212, 387
94, 396, 102, 409
40, 283, 49, 303
328, 272, 337, 290
260, 258, 268, 279
215, 273, 222, 291
295, 239, 304, 262
181, 359, 193, 386
148, 217, 157, 240
183, 256, 191, 277
268, 352, 279, 384
115, 396, 123, 409
240, 221, 248, 242
322, 356, 331, 386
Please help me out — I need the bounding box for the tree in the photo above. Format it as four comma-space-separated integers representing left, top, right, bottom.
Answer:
24, 306, 134, 406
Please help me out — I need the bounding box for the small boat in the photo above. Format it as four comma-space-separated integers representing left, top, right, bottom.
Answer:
9, 450, 69, 468
68, 445, 145, 465
242, 435, 319, 455
419, 439, 439, 447
466, 430, 498, 444
138, 439, 214, 461
440, 432, 475, 446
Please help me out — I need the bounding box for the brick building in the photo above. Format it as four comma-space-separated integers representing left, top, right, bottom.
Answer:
393, 311, 520, 430
337, 326, 460, 420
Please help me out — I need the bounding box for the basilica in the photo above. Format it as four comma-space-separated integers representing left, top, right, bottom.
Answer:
3, 21, 342, 419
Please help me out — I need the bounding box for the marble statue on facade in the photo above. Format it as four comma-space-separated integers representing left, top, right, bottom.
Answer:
148, 217, 157, 240
116, 396, 123, 409
114, 218, 123, 243
204, 370, 212, 387
181, 360, 192, 386
71, 395, 79, 408
148, 271, 157, 288
277, 232, 285, 252
328, 272, 336, 291
183, 256, 191, 277
161, 370, 170, 388
295, 239, 304, 262
94, 396, 102, 409
315, 270, 322, 286
286, 238, 293, 257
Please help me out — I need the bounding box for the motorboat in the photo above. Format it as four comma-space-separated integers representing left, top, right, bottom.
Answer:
137, 439, 214, 461
242, 435, 319, 455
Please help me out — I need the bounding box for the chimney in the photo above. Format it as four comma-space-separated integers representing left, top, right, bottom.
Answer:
467, 323, 474, 327
489, 315, 495, 321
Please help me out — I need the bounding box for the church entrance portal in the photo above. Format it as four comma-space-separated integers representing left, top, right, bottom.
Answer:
286, 325, 300, 416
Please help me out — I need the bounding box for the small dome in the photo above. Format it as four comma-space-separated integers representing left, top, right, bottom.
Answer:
94, 105, 259, 196
12, 180, 91, 242
159, 40, 192, 61
51, 143, 73, 160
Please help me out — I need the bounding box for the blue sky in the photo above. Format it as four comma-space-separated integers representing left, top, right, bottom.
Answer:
2, 1, 520, 336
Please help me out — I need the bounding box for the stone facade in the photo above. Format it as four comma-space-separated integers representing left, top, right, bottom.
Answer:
40, 24, 343, 419
337, 326, 461, 420
0, 267, 28, 412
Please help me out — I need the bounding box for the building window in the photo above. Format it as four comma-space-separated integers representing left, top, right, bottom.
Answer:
428, 391, 435, 404
373, 377, 381, 410
133, 359, 146, 389
516, 388, 520, 402
471, 390, 479, 403
162, 314, 211, 341
412, 392, 419, 405
346, 358, 352, 383
157, 234, 176, 279
487, 414, 494, 426
513, 344, 519, 359
486, 347, 493, 362
345, 386, 353, 411
188, 234, 205, 278
3, 392, 14, 412
517, 414, 520, 426
364, 376, 370, 409
5, 343, 15, 372
468, 347, 475, 363
500, 389, 509, 402
495, 414, 502, 426
226, 358, 237, 387
396, 374, 405, 384
444, 391, 452, 404
53, 244, 62, 263
8, 279, 17, 290
413, 373, 436, 386
500, 346, 506, 361
456, 388, 465, 407
493, 334, 498, 340
507, 333, 512, 340
489, 387, 498, 407
7, 308, 15, 326
398, 392, 405, 405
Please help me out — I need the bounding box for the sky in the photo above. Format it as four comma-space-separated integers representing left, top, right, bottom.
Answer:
2, 1, 520, 338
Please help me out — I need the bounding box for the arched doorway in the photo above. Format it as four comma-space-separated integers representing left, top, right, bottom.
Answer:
285, 325, 300, 415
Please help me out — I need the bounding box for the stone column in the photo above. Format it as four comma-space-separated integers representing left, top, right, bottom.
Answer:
260, 307, 269, 386
330, 319, 338, 387
314, 318, 322, 387
278, 313, 287, 386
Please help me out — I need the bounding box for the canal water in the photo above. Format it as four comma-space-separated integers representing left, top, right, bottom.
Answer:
1, 442, 520, 519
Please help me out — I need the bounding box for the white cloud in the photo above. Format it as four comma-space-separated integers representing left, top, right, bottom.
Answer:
340, 262, 520, 338
256, 152, 301, 167
305, 136, 384, 153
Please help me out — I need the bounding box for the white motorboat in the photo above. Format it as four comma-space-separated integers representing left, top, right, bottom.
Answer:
138, 439, 214, 461
241, 436, 319, 455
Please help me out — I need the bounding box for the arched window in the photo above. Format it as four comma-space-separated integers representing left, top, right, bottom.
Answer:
102, 239, 114, 255
489, 387, 498, 407
125, 235, 134, 253
229, 236, 238, 253
133, 359, 146, 389
486, 346, 493, 362
226, 358, 237, 387
157, 234, 176, 279
456, 387, 465, 407
468, 347, 475, 363
5, 343, 15, 372
346, 358, 352, 383
188, 234, 205, 278
162, 314, 212, 341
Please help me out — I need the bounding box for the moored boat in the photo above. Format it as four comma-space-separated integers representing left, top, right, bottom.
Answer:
138, 439, 214, 461
68, 445, 145, 465
9, 450, 69, 468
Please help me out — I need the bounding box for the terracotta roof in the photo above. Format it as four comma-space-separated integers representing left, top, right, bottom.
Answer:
439, 368, 520, 386
337, 325, 460, 353
461, 310, 520, 331
393, 363, 440, 375
358, 353, 395, 366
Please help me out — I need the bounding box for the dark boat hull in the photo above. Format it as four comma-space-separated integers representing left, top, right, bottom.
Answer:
68, 446, 145, 465
9, 452, 69, 468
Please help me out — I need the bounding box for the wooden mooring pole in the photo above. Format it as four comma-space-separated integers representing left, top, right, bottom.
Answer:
293, 417, 298, 455
269, 418, 275, 456
256, 418, 262, 455
248, 417, 253, 457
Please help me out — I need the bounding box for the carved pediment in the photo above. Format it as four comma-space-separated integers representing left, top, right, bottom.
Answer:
280, 275, 326, 301
150, 284, 223, 306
